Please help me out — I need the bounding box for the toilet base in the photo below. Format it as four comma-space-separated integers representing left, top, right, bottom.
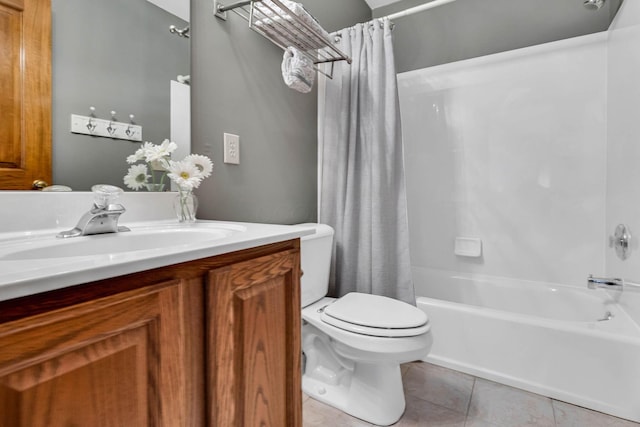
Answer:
303, 360, 406, 426
301, 299, 431, 425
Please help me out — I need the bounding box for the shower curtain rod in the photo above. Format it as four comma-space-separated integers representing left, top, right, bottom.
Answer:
383, 0, 457, 20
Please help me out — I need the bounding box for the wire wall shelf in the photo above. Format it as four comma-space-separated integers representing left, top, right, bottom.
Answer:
214, 0, 351, 78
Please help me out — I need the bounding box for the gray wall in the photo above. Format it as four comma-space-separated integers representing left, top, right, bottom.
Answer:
52, 0, 188, 190
191, 0, 371, 224
374, 0, 621, 72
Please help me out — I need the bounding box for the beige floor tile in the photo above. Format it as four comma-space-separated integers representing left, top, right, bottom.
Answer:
395, 395, 466, 427
401, 363, 411, 378
552, 400, 640, 427
303, 397, 374, 426
303, 363, 640, 427
303, 397, 338, 426
403, 362, 475, 414
467, 379, 554, 427
463, 418, 503, 427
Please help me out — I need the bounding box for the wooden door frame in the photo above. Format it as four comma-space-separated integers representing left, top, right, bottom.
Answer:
0, 0, 52, 190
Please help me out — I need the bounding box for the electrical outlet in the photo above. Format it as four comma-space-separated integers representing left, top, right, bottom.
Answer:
223, 133, 240, 165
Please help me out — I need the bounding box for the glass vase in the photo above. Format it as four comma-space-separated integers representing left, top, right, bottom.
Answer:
173, 188, 198, 223
145, 183, 165, 192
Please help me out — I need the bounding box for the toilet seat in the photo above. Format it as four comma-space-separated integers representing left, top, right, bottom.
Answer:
320, 293, 430, 338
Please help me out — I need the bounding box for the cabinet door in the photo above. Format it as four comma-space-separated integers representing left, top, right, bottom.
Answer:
0, 279, 196, 427
207, 249, 302, 427
0, 0, 51, 189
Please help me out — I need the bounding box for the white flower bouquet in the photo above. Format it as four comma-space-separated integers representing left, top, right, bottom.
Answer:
124, 140, 213, 222
123, 139, 213, 192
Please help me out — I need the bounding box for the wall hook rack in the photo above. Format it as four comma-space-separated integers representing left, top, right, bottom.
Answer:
70, 107, 142, 142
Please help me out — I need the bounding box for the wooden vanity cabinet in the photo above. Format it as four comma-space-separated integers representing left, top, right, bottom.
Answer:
207, 246, 302, 427
0, 239, 302, 427
0, 277, 202, 427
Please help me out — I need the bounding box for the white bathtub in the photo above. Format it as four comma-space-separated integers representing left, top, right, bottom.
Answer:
413, 269, 640, 422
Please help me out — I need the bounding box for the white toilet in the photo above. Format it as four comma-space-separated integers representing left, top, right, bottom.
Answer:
299, 224, 432, 426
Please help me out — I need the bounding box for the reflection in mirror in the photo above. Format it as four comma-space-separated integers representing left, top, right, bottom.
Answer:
51, 0, 190, 191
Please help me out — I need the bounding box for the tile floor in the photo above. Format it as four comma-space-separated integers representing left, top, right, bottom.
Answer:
303, 361, 640, 427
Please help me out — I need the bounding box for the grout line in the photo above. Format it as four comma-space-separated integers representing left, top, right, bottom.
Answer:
550, 398, 558, 427
464, 376, 476, 417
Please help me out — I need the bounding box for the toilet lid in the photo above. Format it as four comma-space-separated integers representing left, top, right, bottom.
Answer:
320, 293, 429, 337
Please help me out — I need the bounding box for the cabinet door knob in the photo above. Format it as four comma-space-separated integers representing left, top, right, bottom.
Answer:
32, 180, 49, 190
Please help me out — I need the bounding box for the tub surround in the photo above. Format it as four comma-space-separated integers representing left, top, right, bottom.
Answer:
607, 0, 640, 327
398, 32, 607, 289
0, 191, 307, 426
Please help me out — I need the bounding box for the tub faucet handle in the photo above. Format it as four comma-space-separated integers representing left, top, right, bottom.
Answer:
609, 224, 632, 260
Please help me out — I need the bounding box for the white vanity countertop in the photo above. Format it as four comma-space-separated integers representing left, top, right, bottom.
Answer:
0, 219, 313, 302
0, 191, 316, 302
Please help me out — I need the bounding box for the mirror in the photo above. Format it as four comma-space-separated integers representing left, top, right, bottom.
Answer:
51, 0, 190, 191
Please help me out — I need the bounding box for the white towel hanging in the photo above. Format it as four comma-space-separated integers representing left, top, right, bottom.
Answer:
281, 46, 315, 93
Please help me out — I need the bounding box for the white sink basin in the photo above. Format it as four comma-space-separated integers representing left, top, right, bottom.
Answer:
0, 223, 246, 261
0, 218, 311, 303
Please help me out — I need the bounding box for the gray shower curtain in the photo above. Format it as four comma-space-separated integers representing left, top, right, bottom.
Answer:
318, 19, 415, 305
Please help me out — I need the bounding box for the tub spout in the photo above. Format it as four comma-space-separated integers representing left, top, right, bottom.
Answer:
587, 275, 623, 291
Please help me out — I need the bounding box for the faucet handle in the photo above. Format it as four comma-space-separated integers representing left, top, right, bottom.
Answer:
91, 184, 124, 208
609, 224, 632, 260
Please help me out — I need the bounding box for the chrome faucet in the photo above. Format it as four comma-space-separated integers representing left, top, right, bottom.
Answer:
587, 275, 624, 291
57, 185, 130, 238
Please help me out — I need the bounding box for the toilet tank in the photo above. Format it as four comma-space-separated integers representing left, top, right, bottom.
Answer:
297, 223, 334, 307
